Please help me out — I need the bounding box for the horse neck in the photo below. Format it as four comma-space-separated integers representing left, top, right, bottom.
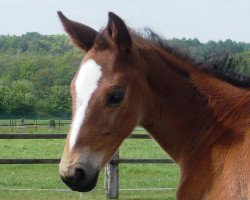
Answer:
139, 46, 247, 165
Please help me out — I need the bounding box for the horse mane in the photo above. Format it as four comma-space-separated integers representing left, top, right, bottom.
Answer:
137, 28, 250, 89
95, 28, 250, 88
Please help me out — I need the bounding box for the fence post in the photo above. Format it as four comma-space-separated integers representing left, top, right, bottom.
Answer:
105, 150, 119, 199
59, 118, 61, 130
11, 118, 14, 132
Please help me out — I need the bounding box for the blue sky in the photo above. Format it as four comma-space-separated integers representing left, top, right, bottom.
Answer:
0, 0, 250, 42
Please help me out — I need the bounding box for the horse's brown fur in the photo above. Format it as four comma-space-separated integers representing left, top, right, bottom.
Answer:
58, 11, 250, 199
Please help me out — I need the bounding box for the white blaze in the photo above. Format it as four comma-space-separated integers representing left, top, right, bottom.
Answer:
69, 59, 102, 150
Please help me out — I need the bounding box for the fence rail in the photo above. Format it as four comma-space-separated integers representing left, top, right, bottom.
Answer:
0, 134, 66, 139
0, 158, 174, 165
0, 159, 60, 164
0, 133, 174, 199
0, 133, 151, 139
0, 118, 71, 132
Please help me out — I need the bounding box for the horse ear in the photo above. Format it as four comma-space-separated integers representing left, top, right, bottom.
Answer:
107, 12, 132, 52
57, 11, 98, 51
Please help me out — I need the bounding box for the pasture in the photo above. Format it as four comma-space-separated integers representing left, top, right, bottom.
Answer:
0, 119, 179, 200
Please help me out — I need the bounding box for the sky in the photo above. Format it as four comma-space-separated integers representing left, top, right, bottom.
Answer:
0, 0, 250, 42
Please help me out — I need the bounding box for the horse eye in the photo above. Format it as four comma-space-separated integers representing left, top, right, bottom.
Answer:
107, 89, 125, 107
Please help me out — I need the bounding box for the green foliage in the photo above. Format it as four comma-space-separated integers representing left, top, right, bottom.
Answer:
234, 50, 250, 74
0, 80, 36, 116
45, 86, 71, 116
0, 32, 250, 117
0, 32, 73, 55
0, 32, 82, 117
167, 38, 250, 63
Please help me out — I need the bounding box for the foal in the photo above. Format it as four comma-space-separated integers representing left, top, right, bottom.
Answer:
58, 11, 250, 199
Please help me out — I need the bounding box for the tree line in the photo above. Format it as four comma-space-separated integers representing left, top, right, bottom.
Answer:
0, 32, 250, 117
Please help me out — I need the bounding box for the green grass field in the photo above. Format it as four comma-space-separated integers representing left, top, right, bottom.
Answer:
0, 119, 179, 199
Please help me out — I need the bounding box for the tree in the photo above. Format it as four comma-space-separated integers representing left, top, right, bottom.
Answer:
45, 86, 71, 117
0, 33, 249, 117
0, 86, 8, 115
1, 81, 36, 116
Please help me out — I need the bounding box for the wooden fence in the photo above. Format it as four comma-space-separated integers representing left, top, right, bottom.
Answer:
0, 133, 174, 199
0, 119, 70, 132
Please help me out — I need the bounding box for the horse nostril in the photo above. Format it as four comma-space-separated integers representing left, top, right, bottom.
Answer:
74, 168, 86, 187
60, 167, 99, 192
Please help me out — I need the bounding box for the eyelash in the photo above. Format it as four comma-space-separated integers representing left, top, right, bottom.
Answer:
107, 89, 125, 107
